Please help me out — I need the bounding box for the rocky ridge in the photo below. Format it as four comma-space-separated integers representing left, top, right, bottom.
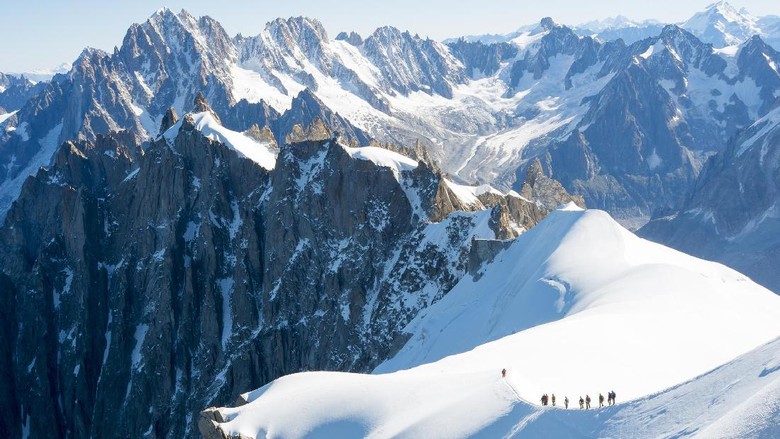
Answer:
0, 96, 581, 438
3, 9, 780, 226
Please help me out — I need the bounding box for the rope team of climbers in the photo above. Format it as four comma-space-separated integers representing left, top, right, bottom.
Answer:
501, 368, 616, 409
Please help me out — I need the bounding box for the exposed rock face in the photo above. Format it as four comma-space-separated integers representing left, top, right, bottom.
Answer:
335, 31, 363, 46
361, 26, 467, 99
521, 159, 586, 211
4, 11, 780, 226
159, 107, 180, 134
0, 73, 47, 113
0, 97, 581, 437
243, 124, 278, 152
194, 92, 222, 124
640, 106, 780, 293
448, 39, 518, 78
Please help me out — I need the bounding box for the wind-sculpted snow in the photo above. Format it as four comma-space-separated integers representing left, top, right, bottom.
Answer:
204, 207, 780, 438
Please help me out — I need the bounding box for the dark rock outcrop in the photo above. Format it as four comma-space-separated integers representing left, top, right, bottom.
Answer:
159, 107, 180, 134
0, 92, 580, 437
640, 106, 780, 293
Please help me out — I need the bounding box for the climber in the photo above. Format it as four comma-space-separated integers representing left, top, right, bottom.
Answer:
564, 396, 569, 409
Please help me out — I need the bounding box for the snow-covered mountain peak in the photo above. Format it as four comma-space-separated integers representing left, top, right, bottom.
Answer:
71, 47, 110, 70
150, 6, 173, 19
706, 0, 744, 17
740, 33, 776, 57
578, 15, 657, 32
539, 17, 557, 31
377, 206, 780, 383
163, 109, 277, 169
140, 7, 235, 58
655, 24, 712, 59
367, 25, 404, 42
144, 7, 201, 40
683, 0, 761, 47
266, 16, 330, 46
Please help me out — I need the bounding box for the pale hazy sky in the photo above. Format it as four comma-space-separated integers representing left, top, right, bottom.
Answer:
1, 0, 778, 72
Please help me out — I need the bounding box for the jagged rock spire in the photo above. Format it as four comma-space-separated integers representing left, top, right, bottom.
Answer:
525, 158, 545, 187
335, 31, 363, 46
285, 124, 306, 144
193, 92, 221, 124
244, 124, 279, 152
305, 118, 332, 141
521, 158, 586, 210
284, 118, 332, 144
158, 107, 179, 135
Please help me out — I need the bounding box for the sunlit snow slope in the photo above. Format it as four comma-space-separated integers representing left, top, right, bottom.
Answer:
162, 111, 277, 170
204, 205, 780, 438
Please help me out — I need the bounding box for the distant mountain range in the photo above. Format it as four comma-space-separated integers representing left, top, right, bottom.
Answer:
2, 4, 779, 227
451, 1, 780, 48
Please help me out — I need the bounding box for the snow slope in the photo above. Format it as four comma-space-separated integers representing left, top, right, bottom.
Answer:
205, 206, 780, 438
208, 336, 780, 438
342, 145, 419, 175
163, 111, 277, 170
0, 110, 16, 125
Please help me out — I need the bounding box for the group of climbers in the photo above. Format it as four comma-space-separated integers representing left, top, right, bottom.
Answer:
576, 391, 616, 409
501, 369, 616, 410
543, 392, 615, 409
574, 392, 616, 409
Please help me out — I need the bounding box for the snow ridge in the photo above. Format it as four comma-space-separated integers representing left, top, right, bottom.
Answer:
208, 206, 780, 439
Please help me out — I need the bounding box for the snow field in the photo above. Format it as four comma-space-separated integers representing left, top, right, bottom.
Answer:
210, 206, 780, 438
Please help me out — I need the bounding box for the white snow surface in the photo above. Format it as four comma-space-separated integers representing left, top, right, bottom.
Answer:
0, 110, 17, 125
212, 207, 780, 438
443, 178, 506, 208
737, 105, 780, 156
682, 1, 763, 47
163, 111, 276, 170
342, 145, 419, 177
